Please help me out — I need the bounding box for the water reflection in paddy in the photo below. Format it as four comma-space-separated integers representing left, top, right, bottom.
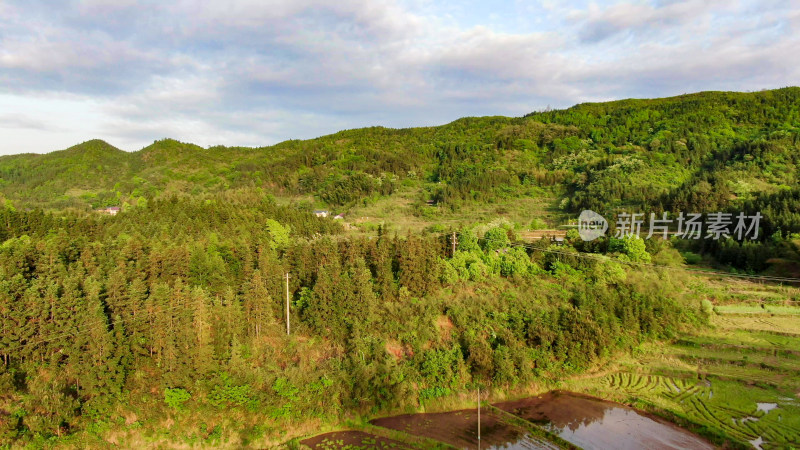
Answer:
494, 391, 714, 450
308, 391, 716, 449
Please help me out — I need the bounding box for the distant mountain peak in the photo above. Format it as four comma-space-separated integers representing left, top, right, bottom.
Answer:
64, 139, 124, 155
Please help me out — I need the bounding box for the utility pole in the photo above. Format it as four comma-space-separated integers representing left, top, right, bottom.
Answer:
452, 231, 458, 256
284, 272, 291, 336
477, 386, 481, 450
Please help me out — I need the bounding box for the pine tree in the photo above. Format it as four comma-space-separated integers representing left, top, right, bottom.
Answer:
306, 258, 343, 336
342, 258, 377, 336
71, 277, 120, 408
369, 234, 396, 301
190, 286, 214, 376
244, 272, 273, 339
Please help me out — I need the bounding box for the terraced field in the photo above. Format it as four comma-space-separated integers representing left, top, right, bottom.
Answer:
715, 315, 800, 335
573, 302, 800, 449
601, 372, 799, 448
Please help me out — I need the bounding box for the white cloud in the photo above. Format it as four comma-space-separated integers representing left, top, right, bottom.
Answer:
0, 0, 798, 155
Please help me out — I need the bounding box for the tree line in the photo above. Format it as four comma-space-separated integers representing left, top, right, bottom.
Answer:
0, 194, 703, 444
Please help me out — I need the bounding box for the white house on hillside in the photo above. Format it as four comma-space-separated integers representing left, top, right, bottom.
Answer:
96, 206, 121, 216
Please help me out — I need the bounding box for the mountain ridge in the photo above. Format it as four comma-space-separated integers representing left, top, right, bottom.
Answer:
3, 87, 798, 160
0, 88, 797, 237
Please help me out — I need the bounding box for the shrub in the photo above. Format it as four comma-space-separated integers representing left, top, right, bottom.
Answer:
208, 373, 255, 408
682, 251, 702, 264
164, 388, 191, 410
701, 299, 714, 316
482, 226, 511, 252
609, 236, 651, 263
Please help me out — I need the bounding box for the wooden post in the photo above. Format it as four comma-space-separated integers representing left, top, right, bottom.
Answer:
477, 386, 481, 450
452, 231, 458, 256
284, 272, 290, 336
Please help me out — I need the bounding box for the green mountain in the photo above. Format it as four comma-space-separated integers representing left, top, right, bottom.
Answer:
2, 88, 798, 214
1, 88, 799, 264
2, 88, 800, 448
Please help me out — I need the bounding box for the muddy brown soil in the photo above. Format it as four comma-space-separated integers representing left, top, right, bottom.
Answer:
370, 408, 557, 449
300, 430, 413, 449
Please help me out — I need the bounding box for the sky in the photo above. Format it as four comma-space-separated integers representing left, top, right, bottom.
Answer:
1, 0, 798, 155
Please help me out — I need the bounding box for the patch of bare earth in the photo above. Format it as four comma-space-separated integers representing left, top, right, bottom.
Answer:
436, 315, 454, 342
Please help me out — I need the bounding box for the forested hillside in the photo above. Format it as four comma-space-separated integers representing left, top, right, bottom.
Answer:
2, 88, 799, 271
0, 192, 706, 446
1, 88, 799, 446
2, 88, 798, 216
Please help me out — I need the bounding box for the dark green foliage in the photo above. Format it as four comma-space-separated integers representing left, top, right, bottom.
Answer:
0, 193, 705, 443
3, 89, 797, 272
3, 88, 795, 444
208, 373, 255, 409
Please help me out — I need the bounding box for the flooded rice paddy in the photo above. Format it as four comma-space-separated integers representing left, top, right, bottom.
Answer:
370, 408, 558, 449
302, 391, 715, 449
494, 391, 714, 450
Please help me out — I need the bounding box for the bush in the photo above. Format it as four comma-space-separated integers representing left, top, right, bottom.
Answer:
164, 388, 191, 410
530, 218, 548, 230
419, 387, 451, 401
609, 236, 651, 263
208, 373, 256, 408
482, 226, 511, 252
682, 251, 702, 264
439, 259, 460, 284
701, 299, 714, 316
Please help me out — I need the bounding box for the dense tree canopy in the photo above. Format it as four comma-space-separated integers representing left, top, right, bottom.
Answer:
1, 88, 798, 445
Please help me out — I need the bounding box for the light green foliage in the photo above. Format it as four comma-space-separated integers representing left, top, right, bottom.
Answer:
457, 228, 480, 253
498, 247, 538, 277
265, 218, 290, 249
701, 299, 714, 315
529, 218, 547, 230
420, 346, 462, 389
439, 257, 460, 284
609, 236, 651, 263
591, 260, 626, 285
651, 247, 684, 266
294, 286, 312, 310
482, 226, 511, 252
449, 225, 541, 282
271, 377, 300, 418
549, 260, 581, 279
449, 250, 482, 280
164, 388, 191, 410
564, 229, 581, 246
467, 259, 490, 281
